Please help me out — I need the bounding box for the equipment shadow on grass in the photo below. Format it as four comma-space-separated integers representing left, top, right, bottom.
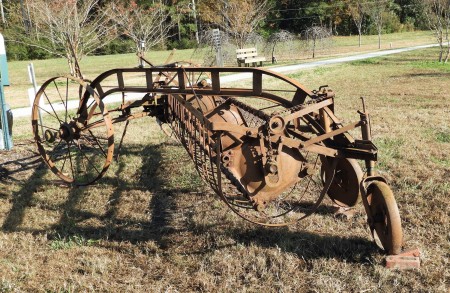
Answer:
47, 143, 184, 245
226, 226, 379, 264
1, 154, 49, 231
1, 143, 175, 243
1, 142, 378, 263
0, 152, 43, 183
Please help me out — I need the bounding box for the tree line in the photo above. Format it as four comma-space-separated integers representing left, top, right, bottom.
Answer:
0, 0, 448, 73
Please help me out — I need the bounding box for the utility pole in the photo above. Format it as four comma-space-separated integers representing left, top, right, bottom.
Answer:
177, 5, 181, 41
0, 0, 5, 24
20, 0, 31, 33
191, 0, 199, 44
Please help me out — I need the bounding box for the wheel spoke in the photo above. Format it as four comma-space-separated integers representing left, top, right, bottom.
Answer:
66, 140, 76, 179
65, 78, 69, 122
87, 129, 107, 158
47, 139, 65, 162
53, 80, 67, 115
59, 148, 69, 174
51, 142, 71, 176
37, 105, 60, 121
73, 140, 101, 176
86, 99, 96, 113
78, 131, 107, 158
43, 91, 63, 124
38, 124, 60, 132
81, 117, 106, 131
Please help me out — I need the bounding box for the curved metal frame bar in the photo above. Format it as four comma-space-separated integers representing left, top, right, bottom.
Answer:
78, 67, 316, 118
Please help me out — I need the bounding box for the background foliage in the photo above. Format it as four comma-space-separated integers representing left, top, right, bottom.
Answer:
0, 0, 437, 61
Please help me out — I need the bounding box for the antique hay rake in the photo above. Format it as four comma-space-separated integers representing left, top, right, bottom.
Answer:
31, 60, 403, 255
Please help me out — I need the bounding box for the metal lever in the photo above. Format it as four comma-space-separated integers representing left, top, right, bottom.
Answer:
359, 97, 375, 176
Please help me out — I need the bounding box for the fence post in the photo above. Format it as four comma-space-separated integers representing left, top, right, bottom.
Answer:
212, 29, 223, 67
28, 63, 44, 139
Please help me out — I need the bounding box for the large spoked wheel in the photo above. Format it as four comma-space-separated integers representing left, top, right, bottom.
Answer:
367, 181, 403, 255
320, 157, 363, 207
31, 76, 114, 186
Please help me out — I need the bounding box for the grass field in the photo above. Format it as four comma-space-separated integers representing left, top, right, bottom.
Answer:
3, 30, 435, 109
0, 43, 449, 290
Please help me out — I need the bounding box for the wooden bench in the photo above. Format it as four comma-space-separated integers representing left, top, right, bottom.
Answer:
236, 48, 266, 67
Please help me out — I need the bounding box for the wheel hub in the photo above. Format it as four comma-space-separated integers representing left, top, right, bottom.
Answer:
59, 122, 79, 141
44, 129, 57, 143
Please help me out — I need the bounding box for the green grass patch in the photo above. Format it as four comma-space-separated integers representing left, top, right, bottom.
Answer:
49, 234, 98, 250
431, 155, 450, 168
378, 95, 401, 104
350, 58, 383, 66
0, 280, 17, 292
313, 67, 328, 75
331, 30, 434, 47
409, 60, 450, 72
287, 72, 304, 80
375, 137, 405, 169
436, 131, 450, 143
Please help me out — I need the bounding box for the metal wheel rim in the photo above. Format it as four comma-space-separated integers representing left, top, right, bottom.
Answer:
31, 76, 114, 186
367, 181, 403, 254
321, 157, 363, 207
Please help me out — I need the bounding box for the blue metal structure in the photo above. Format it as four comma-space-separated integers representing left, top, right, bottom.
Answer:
0, 33, 12, 150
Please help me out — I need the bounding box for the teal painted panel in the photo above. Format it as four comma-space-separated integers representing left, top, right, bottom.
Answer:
0, 54, 9, 86
0, 81, 12, 150
0, 33, 9, 86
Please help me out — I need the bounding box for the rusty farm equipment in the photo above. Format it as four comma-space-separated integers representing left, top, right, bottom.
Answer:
31, 61, 403, 255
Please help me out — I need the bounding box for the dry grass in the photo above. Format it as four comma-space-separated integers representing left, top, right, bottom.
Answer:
0, 47, 449, 292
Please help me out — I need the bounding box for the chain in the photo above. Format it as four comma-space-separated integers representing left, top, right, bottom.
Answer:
264, 125, 274, 162
224, 94, 329, 129
271, 95, 329, 118
225, 97, 270, 121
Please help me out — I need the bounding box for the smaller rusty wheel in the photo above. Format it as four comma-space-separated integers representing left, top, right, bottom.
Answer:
320, 157, 363, 207
367, 181, 403, 255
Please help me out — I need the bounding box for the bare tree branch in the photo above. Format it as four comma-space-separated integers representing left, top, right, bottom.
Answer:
425, 0, 450, 62
267, 30, 295, 63
303, 26, 332, 59
109, 1, 174, 56
6, 0, 118, 77
198, 0, 271, 49
367, 0, 388, 49
347, 0, 366, 47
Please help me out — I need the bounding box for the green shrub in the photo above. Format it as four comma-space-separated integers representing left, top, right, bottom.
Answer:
6, 37, 136, 60
94, 38, 135, 55
365, 11, 403, 35
6, 39, 53, 61
167, 38, 197, 50
5, 41, 28, 60
383, 12, 403, 33
27, 46, 52, 60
